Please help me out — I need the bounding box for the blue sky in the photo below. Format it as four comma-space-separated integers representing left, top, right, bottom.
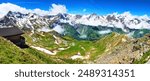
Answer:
0, 0, 150, 16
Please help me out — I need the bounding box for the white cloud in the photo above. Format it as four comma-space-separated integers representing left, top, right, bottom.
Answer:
80, 34, 87, 38
98, 30, 112, 34
49, 4, 67, 15
121, 11, 132, 17
0, 3, 49, 18
52, 25, 64, 34
0, 3, 29, 18
83, 9, 86, 12
0, 3, 67, 18
33, 8, 49, 16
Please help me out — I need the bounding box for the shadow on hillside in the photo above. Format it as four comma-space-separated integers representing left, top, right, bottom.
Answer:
19, 44, 29, 49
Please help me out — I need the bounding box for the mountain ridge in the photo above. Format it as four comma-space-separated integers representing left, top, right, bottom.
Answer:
0, 11, 150, 40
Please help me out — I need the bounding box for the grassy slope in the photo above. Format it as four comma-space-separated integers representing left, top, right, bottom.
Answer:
1, 31, 150, 64
24, 32, 133, 62
89, 33, 126, 59
23, 32, 103, 61
23, 32, 58, 50
57, 36, 94, 57
57, 33, 126, 61
0, 36, 82, 64
0, 36, 44, 63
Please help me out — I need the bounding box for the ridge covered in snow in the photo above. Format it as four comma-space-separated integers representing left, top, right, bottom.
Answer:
60, 12, 150, 30
1, 11, 150, 31
0, 10, 150, 40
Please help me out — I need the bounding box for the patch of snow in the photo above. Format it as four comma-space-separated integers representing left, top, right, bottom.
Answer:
54, 40, 59, 45
53, 35, 61, 45
53, 35, 59, 45
31, 46, 57, 55
71, 55, 84, 60
53, 35, 57, 39
58, 47, 70, 50
71, 52, 90, 60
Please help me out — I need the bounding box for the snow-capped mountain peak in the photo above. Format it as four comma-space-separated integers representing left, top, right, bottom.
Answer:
0, 11, 150, 33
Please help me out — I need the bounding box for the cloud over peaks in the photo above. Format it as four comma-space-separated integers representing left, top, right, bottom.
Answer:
0, 3, 49, 18
0, 3, 67, 18
49, 4, 67, 15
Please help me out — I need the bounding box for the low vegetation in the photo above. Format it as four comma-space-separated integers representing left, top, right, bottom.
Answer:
0, 36, 82, 64
1, 31, 150, 64
133, 50, 150, 64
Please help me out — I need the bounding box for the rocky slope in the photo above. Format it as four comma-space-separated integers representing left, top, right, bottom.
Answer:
94, 33, 150, 64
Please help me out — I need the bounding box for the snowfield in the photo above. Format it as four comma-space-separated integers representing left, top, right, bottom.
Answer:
31, 46, 57, 55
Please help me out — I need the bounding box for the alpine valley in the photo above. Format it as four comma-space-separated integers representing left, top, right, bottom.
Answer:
1, 11, 150, 64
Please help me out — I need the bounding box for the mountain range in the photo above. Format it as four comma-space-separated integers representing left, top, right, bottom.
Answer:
0, 11, 150, 40
0, 11, 150, 64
